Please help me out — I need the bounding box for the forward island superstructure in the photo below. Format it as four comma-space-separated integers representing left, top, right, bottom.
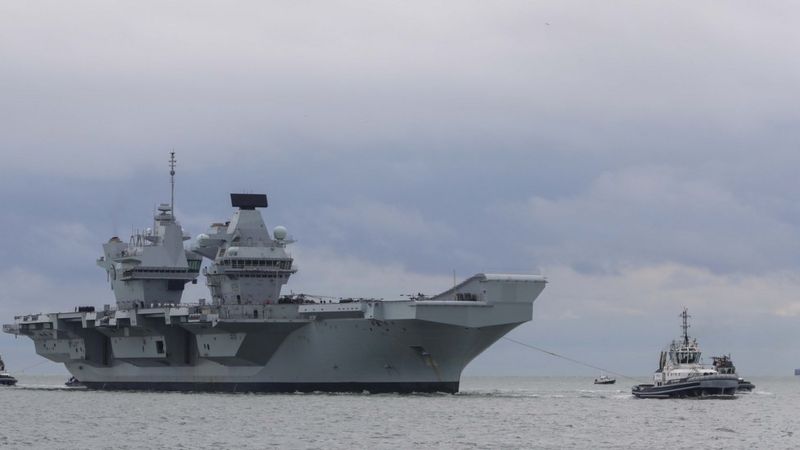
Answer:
3, 157, 546, 393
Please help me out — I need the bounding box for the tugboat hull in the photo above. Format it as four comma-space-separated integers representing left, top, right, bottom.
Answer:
632, 374, 739, 399
737, 379, 755, 392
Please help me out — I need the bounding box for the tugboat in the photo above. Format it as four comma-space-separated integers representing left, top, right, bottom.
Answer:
0, 355, 18, 386
632, 309, 739, 399
594, 374, 616, 385
711, 355, 755, 392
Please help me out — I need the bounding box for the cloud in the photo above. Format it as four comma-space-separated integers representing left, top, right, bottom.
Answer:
315, 200, 454, 242
2, 1, 800, 178
540, 263, 800, 320
491, 165, 800, 274
0, 268, 109, 316
286, 246, 453, 300
2, 1, 800, 376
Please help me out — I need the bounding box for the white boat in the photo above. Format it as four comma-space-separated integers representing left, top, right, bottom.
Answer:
594, 374, 616, 385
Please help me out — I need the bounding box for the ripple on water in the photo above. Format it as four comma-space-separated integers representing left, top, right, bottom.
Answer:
2, 376, 797, 449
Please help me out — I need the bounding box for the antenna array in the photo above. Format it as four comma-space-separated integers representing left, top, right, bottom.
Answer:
169, 151, 176, 214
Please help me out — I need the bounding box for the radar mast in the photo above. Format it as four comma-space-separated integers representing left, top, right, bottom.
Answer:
680, 307, 691, 345
169, 151, 176, 215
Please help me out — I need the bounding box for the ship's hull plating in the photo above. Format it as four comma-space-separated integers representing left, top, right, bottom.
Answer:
632, 374, 739, 399
64, 321, 517, 393
83, 381, 460, 393
7, 274, 547, 393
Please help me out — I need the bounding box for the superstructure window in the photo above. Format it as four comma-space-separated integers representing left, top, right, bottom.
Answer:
155, 340, 165, 354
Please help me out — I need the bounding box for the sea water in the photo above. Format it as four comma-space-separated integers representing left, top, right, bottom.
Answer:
1, 376, 797, 449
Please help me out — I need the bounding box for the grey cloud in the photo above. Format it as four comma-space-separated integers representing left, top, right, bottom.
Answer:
3, 1, 800, 375
491, 165, 800, 274
2, 1, 800, 176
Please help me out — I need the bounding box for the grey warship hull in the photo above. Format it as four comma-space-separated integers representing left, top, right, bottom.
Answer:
4, 173, 547, 393
5, 275, 545, 393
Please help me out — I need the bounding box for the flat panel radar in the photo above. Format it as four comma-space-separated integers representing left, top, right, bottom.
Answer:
230, 193, 268, 209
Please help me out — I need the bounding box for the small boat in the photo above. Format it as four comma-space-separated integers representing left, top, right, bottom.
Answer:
736, 379, 755, 392
632, 309, 739, 399
594, 374, 616, 385
65, 376, 84, 388
0, 355, 17, 386
711, 355, 755, 392
0, 372, 17, 386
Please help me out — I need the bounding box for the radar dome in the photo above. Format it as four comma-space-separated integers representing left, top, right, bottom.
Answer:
196, 233, 210, 246
273, 226, 288, 240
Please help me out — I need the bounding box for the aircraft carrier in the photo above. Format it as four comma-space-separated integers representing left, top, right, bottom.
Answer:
3, 155, 547, 393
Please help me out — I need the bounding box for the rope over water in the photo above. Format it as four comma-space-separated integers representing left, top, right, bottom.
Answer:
16, 358, 50, 374
502, 336, 642, 382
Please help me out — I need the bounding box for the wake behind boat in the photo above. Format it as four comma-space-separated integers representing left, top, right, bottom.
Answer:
632, 309, 738, 399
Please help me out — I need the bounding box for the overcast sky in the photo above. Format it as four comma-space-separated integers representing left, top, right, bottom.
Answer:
2, 1, 800, 377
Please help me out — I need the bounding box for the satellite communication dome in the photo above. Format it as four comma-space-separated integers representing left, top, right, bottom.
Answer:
196, 233, 210, 246
273, 226, 288, 240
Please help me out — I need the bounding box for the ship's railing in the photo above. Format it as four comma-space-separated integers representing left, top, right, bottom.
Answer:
276, 294, 383, 305
100, 301, 231, 312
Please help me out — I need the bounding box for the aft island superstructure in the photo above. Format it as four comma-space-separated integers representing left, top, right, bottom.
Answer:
3, 159, 546, 393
